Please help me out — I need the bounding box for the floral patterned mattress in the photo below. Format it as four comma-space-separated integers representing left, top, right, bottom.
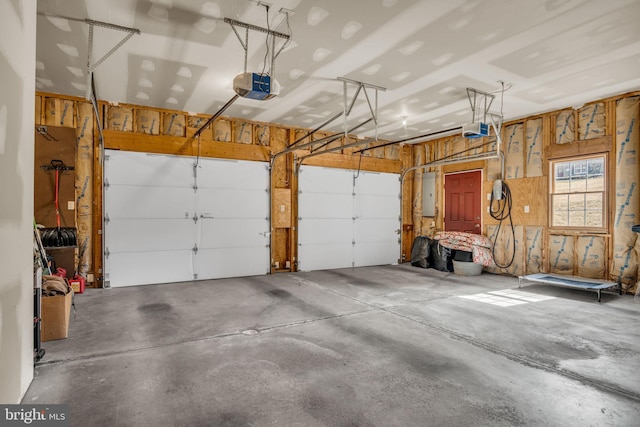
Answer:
433, 231, 495, 267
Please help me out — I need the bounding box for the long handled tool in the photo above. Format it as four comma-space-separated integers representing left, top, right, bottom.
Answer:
33, 219, 49, 363
40, 160, 77, 247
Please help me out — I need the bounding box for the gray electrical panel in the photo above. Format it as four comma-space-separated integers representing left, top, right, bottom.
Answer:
422, 172, 436, 217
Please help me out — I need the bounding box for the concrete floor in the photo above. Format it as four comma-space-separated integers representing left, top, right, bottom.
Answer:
25, 265, 640, 426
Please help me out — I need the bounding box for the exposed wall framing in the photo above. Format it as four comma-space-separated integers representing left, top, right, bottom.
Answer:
36, 92, 400, 285
35, 88, 639, 291
409, 89, 640, 292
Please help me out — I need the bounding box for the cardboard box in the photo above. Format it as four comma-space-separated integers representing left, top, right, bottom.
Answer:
41, 291, 73, 342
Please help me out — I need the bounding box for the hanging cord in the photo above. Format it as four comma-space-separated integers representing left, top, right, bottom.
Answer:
352, 152, 365, 190
353, 152, 364, 179
489, 180, 516, 269
193, 134, 202, 192
260, 5, 271, 77
273, 11, 293, 61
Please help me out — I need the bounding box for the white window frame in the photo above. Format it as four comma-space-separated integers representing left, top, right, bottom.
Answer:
549, 153, 607, 233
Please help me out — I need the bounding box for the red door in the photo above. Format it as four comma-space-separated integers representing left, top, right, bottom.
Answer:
444, 171, 482, 234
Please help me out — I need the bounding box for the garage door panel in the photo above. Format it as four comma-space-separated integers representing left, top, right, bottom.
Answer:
354, 242, 399, 267
299, 167, 353, 193
355, 172, 399, 195
106, 250, 194, 287
356, 194, 399, 219
299, 218, 353, 245
354, 219, 400, 243
106, 186, 195, 219
299, 192, 353, 218
104, 150, 269, 286
298, 165, 400, 271
106, 152, 194, 187
197, 188, 268, 218
196, 158, 268, 190
106, 219, 195, 252
298, 244, 353, 271
195, 247, 269, 279
198, 219, 269, 248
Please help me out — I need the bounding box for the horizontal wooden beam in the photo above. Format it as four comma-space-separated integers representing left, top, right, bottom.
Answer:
443, 160, 486, 174
546, 135, 612, 159
302, 152, 401, 174
103, 130, 270, 162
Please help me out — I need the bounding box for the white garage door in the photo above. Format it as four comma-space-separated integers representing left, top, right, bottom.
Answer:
298, 165, 400, 271
104, 150, 269, 287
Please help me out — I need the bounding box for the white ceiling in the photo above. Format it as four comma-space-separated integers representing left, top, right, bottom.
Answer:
36, 0, 640, 141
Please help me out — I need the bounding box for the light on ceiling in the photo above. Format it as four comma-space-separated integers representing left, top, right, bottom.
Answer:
147, 4, 169, 22
307, 7, 330, 26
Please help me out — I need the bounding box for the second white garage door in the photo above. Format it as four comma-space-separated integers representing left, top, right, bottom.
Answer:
298, 165, 400, 271
104, 150, 270, 287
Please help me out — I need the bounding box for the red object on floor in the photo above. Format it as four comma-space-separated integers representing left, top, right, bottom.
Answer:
69, 275, 85, 294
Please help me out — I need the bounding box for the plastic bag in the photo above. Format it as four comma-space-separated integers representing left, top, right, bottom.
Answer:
411, 236, 432, 268
430, 241, 454, 272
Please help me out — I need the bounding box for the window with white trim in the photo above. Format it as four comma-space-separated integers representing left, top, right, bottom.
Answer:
550, 154, 606, 230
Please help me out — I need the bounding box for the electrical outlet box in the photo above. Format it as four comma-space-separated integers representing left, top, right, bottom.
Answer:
524, 205, 530, 213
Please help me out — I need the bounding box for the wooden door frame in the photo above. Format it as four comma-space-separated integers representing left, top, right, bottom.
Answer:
443, 169, 483, 233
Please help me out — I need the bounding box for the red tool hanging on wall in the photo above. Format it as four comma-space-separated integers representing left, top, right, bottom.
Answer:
40, 159, 77, 248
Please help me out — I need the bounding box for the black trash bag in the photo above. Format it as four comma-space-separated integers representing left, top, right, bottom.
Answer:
430, 240, 454, 272
411, 236, 432, 268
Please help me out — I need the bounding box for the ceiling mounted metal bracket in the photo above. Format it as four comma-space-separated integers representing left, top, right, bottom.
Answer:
224, 18, 290, 39
466, 87, 495, 124
338, 77, 386, 141
224, 17, 291, 76
85, 19, 140, 100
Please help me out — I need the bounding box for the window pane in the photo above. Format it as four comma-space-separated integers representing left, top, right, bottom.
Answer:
550, 155, 605, 230
586, 210, 603, 227
554, 163, 569, 193
587, 175, 604, 191
585, 192, 603, 209
568, 193, 586, 227
587, 157, 604, 177
553, 193, 569, 210
552, 194, 569, 226
569, 175, 587, 192
585, 193, 603, 227
552, 211, 569, 226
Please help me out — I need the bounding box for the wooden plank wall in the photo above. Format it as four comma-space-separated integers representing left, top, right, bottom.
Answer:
35, 93, 403, 285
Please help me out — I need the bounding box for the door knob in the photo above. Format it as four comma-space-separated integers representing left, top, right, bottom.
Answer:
475, 224, 480, 228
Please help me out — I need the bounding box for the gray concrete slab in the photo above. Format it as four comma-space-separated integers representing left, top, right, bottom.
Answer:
40, 275, 370, 362
26, 266, 640, 426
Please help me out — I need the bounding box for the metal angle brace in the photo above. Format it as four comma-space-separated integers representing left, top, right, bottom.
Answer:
85, 19, 140, 100
224, 17, 291, 76
338, 77, 386, 141
466, 87, 495, 124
